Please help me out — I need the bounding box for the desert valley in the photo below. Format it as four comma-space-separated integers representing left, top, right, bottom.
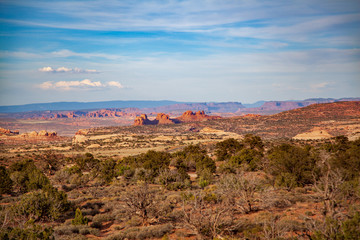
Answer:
1, 1, 360, 239
0, 99, 360, 239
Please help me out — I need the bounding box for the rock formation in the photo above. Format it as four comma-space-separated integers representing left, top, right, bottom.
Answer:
176, 110, 221, 122
0, 127, 19, 135
20, 130, 57, 138
133, 111, 221, 126
86, 109, 124, 118
155, 113, 175, 124
134, 114, 153, 126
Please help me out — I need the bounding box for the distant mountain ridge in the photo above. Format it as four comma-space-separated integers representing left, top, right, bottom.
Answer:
0, 100, 182, 113
0, 97, 359, 115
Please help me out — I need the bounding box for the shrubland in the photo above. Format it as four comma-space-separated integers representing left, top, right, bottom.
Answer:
0, 135, 359, 239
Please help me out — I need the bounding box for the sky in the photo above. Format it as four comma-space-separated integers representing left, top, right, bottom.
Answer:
0, 0, 359, 106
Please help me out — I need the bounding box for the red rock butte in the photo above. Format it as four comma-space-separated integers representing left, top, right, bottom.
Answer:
133, 110, 221, 126
176, 110, 221, 122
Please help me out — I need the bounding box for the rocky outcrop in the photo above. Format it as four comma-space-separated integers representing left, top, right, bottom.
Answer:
134, 114, 153, 126
0, 127, 19, 135
176, 110, 221, 122
20, 130, 57, 138
133, 111, 221, 126
86, 109, 124, 118
75, 129, 89, 135
155, 113, 175, 124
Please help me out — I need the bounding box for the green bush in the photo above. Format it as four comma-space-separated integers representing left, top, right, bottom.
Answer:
9, 159, 50, 193
106, 224, 173, 240
267, 144, 317, 187
0, 165, 13, 195
98, 159, 117, 183
72, 208, 88, 225
328, 138, 360, 181
0, 220, 54, 240
121, 151, 171, 182
157, 169, 190, 190
215, 138, 243, 161
13, 185, 71, 221
230, 148, 262, 171
243, 134, 264, 151
75, 153, 100, 171
195, 155, 216, 173
198, 168, 213, 189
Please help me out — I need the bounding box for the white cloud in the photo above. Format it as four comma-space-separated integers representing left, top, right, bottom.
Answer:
39, 79, 124, 90
107, 81, 124, 88
38, 66, 99, 73
51, 49, 120, 60
310, 82, 331, 90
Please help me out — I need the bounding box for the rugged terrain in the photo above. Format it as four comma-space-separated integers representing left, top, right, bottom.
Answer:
0, 101, 359, 240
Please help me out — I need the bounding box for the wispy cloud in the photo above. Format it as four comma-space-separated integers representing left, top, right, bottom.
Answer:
39, 79, 124, 90
0, 49, 122, 60
38, 66, 99, 73
310, 82, 332, 91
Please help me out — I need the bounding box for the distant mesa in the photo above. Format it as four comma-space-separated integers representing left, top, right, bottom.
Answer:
176, 110, 221, 122
36, 109, 138, 120
133, 110, 221, 126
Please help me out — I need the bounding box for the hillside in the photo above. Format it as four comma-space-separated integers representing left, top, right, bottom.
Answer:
82, 101, 360, 140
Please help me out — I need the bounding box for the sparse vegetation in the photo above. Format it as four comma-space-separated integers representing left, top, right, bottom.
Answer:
1, 104, 360, 240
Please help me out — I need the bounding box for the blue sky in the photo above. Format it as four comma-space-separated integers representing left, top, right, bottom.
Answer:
0, 0, 359, 105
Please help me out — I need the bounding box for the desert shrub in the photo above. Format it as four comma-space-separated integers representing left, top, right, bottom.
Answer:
218, 161, 237, 174
133, 168, 154, 182
260, 189, 293, 209
122, 150, 170, 171
72, 208, 88, 225
230, 148, 263, 171
310, 212, 360, 240
215, 138, 243, 161
267, 144, 318, 187
195, 155, 216, 173
106, 224, 173, 240
121, 151, 171, 182
54, 224, 99, 237
9, 159, 50, 193
0, 220, 54, 240
98, 159, 117, 183
75, 153, 100, 171
182, 191, 235, 239
80, 201, 103, 216
327, 138, 360, 181
243, 134, 264, 151
172, 144, 208, 171
157, 169, 190, 190
217, 172, 263, 213
90, 213, 114, 228
54, 168, 72, 184
122, 183, 171, 225
0, 165, 13, 195
197, 168, 213, 189
275, 172, 298, 191
13, 185, 71, 221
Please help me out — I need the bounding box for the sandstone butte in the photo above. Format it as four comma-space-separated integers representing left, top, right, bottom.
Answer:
133, 110, 221, 126
0, 127, 19, 135
20, 130, 57, 138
